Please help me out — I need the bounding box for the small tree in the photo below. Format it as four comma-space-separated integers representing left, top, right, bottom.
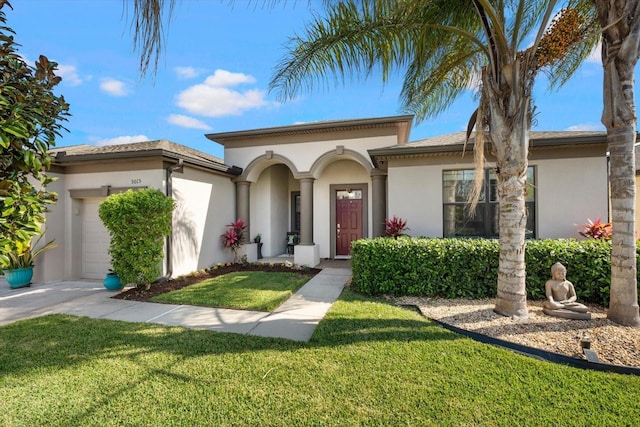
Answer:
220, 219, 246, 263
98, 188, 174, 288
0, 2, 69, 269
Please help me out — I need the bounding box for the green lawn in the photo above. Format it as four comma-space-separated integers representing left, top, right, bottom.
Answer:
1, 290, 638, 426
150, 271, 312, 311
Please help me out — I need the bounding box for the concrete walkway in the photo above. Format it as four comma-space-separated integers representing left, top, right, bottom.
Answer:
0, 267, 351, 342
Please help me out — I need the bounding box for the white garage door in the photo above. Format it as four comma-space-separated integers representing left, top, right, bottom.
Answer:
81, 199, 112, 279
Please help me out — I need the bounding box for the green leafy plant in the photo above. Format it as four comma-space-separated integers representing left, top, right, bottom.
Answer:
1, 231, 58, 270
384, 216, 409, 239
578, 218, 612, 240
220, 219, 246, 263
98, 188, 174, 288
0, 3, 69, 268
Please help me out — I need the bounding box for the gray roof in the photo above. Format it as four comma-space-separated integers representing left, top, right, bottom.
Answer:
206, 115, 414, 145
51, 140, 239, 175
370, 130, 610, 157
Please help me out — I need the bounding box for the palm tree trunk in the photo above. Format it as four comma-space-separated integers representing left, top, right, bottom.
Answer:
597, 0, 640, 327
485, 69, 531, 319
492, 130, 530, 319
608, 123, 640, 326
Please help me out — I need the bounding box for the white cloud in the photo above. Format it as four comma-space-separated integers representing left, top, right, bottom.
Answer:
565, 123, 604, 131
167, 114, 212, 130
204, 69, 256, 86
57, 64, 83, 86
175, 66, 200, 79
95, 135, 150, 146
100, 78, 128, 96
176, 69, 270, 117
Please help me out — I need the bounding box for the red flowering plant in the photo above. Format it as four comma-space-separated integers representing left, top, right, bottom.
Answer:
384, 216, 410, 239
220, 219, 247, 262
578, 218, 612, 240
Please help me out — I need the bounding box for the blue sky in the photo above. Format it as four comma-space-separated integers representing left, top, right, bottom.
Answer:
7, 1, 621, 159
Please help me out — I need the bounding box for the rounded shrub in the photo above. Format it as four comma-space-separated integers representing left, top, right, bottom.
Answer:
99, 188, 174, 287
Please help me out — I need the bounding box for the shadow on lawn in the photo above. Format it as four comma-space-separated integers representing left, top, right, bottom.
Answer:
0, 293, 462, 377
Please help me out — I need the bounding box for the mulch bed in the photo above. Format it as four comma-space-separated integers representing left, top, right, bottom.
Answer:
112, 263, 322, 302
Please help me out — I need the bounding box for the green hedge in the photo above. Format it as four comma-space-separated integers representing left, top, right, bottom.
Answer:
351, 237, 636, 306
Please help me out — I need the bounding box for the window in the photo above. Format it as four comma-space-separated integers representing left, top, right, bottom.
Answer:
291, 192, 300, 232
442, 167, 536, 238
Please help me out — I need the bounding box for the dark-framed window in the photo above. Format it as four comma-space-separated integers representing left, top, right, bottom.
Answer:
442, 167, 536, 238
291, 191, 300, 232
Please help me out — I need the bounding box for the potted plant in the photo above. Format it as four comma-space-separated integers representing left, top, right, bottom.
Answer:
1, 233, 58, 289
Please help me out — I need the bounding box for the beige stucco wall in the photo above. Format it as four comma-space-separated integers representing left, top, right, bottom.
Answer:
171, 166, 236, 276
387, 162, 444, 237
226, 134, 395, 173
387, 154, 608, 239
535, 157, 608, 238
250, 165, 290, 257
32, 172, 66, 284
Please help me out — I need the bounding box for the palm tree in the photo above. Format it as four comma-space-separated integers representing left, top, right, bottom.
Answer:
269, 0, 598, 318
594, 0, 640, 326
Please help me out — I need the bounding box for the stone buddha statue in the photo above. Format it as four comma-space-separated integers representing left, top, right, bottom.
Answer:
542, 262, 591, 320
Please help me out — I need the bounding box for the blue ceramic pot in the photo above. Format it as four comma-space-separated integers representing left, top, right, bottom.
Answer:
103, 273, 123, 291
2, 266, 34, 289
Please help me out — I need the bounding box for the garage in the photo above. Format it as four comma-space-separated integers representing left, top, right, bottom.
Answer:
81, 198, 111, 279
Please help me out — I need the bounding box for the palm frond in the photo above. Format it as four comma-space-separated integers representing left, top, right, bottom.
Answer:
127, 0, 177, 77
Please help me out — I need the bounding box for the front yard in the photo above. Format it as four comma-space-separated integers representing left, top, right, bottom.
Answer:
150, 271, 312, 312
1, 289, 638, 426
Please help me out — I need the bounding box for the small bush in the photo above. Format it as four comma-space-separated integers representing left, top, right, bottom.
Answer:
384, 216, 409, 238
351, 237, 637, 306
578, 218, 612, 240
99, 188, 174, 287
220, 219, 246, 263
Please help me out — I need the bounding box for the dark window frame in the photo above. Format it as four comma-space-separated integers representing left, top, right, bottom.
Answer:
442, 167, 536, 238
291, 191, 300, 233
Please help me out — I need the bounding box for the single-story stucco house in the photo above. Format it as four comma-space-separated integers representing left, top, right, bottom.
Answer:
37, 114, 612, 284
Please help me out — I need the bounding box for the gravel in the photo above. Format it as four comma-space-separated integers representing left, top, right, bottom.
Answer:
395, 296, 640, 368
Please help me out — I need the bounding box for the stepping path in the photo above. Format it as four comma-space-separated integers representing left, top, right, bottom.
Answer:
0, 268, 351, 342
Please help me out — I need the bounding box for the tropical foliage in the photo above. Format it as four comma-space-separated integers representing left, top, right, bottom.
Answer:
220, 219, 246, 263
1, 232, 57, 270
578, 218, 612, 240
384, 216, 409, 239
0, 1, 69, 270
98, 188, 174, 287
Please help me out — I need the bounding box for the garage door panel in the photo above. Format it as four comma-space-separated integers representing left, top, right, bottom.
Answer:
81, 199, 111, 279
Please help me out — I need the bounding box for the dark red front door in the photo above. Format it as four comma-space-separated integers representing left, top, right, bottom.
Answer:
336, 190, 363, 256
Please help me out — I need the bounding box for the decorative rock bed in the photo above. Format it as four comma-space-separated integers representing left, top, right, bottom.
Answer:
395, 296, 640, 369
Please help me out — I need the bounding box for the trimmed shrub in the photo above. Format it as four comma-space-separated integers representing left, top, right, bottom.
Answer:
99, 188, 174, 287
351, 237, 636, 306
